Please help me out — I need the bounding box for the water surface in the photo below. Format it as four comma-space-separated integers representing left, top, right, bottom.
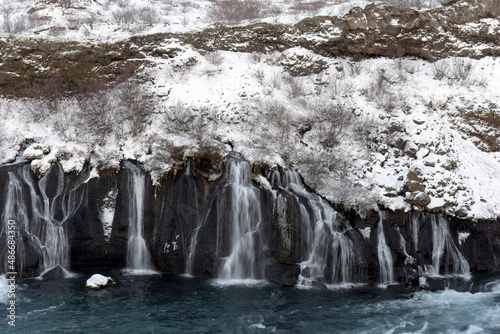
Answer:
1, 271, 499, 333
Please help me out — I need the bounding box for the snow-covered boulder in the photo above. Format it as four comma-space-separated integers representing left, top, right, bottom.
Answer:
23, 143, 50, 161
86, 274, 116, 290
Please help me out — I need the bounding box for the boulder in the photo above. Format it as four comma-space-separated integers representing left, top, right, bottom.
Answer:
311, 280, 328, 290
86, 274, 117, 290
42, 265, 67, 280
265, 262, 300, 287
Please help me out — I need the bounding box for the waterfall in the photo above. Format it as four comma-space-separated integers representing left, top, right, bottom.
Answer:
1, 163, 88, 277
274, 170, 365, 286
411, 213, 419, 251
377, 212, 394, 284
185, 222, 201, 276
420, 215, 470, 277
123, 162, 155, 273
218, 154, 263, 280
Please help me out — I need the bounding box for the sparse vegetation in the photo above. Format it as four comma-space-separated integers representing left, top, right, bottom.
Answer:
207, 0, 263, 25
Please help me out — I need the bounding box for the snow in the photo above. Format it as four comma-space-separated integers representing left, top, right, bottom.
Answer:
359, 227, 372, 240
458, 232, 471, 246
85, 274, 116, 290
0, 1, 498, 220
0, 0, 445, 42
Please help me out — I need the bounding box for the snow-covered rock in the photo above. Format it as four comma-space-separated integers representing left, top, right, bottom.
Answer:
23, 144, 50, 161
86, 274, 116, 290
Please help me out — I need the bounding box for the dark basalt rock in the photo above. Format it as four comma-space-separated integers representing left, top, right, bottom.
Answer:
311, 280, 328, 290
462, 218, 500, 272
1, 156, 500, 286
42, 265, 66, 280
265, 262, 300, 286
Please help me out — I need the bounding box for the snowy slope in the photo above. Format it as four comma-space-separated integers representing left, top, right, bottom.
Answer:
0, 0, 444, 42
1, 0, 499, 221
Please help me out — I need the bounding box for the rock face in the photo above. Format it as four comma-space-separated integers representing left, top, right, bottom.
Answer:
1, 0, 499, 96
1, 155, 499, 286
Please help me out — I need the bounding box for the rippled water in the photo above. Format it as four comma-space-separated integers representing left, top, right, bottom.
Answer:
1, 271, 500, 333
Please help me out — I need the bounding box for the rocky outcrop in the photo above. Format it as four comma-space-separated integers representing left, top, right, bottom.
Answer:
1, 0, 499, 96
1, 155, 499, 285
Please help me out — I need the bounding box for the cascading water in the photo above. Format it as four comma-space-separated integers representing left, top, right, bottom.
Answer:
123, 162, 155, 273
185, 153, 265, 281
273, 170, 365, 286
377, 212, 394, 284
0, 163, 88, 277
420, 215, 470, 277
411, 213, 419, 251
218, 154, 263, 280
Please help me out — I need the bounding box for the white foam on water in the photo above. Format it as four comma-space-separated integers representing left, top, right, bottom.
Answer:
325, 283, 367, 291
38, 266, 78, 279
0, 275, 9, 304
121, 269, 160, 276
249, 323, 266, 329
211, 278, 269, 288
460, 325, 486, 334
487, 280, 500, 293
21, 303, 65, 318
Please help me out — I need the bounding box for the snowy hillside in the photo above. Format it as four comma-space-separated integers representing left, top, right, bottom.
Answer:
0, 0, 499, 220
0, 0, 445, 41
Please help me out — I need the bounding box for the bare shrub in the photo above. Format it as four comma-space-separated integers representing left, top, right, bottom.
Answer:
27, 12, 48, 29
269, 71, 283, 90
208, 0, 263, 25
250, 51, 264, 63
298, 150, 351, 187
115, 81, 153, 135
432, 60, 447, 80
77, 83, 117, 144
112, 7, 137, 25
446, 58, 474, 85
205, 50, 225, 67
345, 60, 364, 76
138, 6, 158, 26
254, 67, 265, 81
165, 104, 208, 140
353, 114, 378, 147
290, 1, 327, 13
284, 74, 305, 98
315, 102, 353, 148
395, 58, 418, 82
26, 74, 65, 121
260, 100, 292, 152
432, 58, 482, 86
364, 68, 394, 102
328, 74, 354, 97
2, 9, 28, 34
378, 0, 426, 9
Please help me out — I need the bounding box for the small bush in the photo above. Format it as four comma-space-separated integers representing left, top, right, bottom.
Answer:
208, 0, 263, 25
432, 58, 483, 86
290, 1, 327, 13
205, 50, 225, 67
315, 102, 353, 148
138, 6, 158, 26
112, 7, 137, 25
284, 74, 305, 98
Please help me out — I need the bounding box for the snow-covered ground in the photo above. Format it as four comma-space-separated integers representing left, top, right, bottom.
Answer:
1, 0, 499, 221
0, 0, 444, 42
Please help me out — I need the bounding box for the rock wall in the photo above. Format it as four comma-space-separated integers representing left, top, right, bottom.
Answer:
1, 156, 499, 286
1, 0, 499, 96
